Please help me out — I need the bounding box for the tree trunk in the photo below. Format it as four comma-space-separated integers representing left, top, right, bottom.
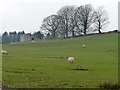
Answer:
84, 27, 87, 35
72, 30, 74, 37
52, 31, 56, 39
65, 30, 68, 38
98, 21, 102, 33
98, 29, 102, 33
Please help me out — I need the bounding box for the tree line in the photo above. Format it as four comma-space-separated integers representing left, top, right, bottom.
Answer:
1, 4, 109, 43
40, 4, 109, 39
1, 31, 44, 44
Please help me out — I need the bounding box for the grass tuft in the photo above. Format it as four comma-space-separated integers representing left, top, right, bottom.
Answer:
99, 82, 120, 89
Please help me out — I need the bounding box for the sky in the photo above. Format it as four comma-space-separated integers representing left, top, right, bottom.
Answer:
0, 0, 119, 35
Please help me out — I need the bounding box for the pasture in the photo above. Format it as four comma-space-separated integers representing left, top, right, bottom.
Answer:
2, 33, 118, 88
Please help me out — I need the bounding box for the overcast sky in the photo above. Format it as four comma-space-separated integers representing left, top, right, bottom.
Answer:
0, 0, 119, 35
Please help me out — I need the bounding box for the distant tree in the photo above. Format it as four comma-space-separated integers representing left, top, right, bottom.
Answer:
46, 33, 52, 39
75, 4, 96, 35
17, 31, 24, 34
68, 6, 77, 37
41, 14, 61, 39
94, 6, 109, 33
2, 31, 10, 44
18, 31, 25, 41
0, 36, 2, 43
34, 31, 44, 40
57, 6, 77, 38
9, 31, 18, 42
55, 17, 66, 38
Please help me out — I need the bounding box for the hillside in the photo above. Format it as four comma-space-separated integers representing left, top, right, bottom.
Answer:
2, 32, 118, 88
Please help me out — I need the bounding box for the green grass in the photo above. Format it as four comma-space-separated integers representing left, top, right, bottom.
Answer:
2, 33, 118, 88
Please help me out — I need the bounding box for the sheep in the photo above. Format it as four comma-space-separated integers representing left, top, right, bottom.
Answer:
82, 44, 86, 48
67, 56, 74, 64
1, 50, 8, 55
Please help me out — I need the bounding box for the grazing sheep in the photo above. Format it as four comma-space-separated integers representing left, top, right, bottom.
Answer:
82, 44, 86, 48
67, 56, 74, 64
1, 50, 8, 55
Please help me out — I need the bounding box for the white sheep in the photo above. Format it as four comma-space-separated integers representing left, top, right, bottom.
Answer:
67, 56, 74, 64
1, 50, 8, 55
82, 44, 86, 48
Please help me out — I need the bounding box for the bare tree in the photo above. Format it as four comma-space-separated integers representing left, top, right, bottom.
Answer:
75, 4, 96, 35
41, 14, 61, 38
57, 6, 77, 38
94, 6, 109, 33
68, 6, 77, 37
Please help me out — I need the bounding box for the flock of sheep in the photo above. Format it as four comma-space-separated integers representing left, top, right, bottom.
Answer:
1, 44, 86, 64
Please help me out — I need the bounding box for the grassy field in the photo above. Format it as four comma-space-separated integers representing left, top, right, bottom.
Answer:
2, 33, 118, 88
